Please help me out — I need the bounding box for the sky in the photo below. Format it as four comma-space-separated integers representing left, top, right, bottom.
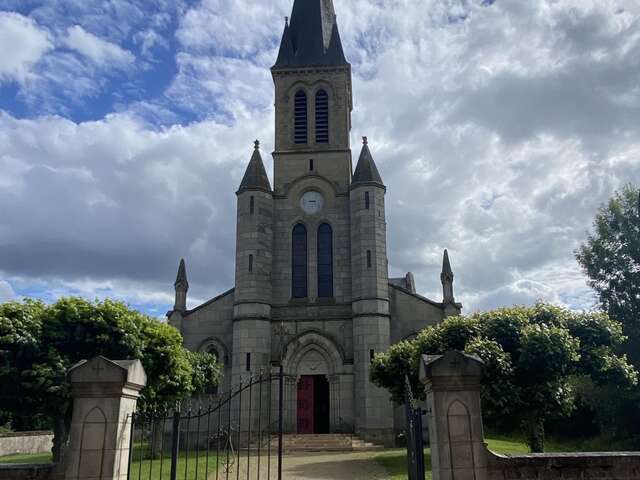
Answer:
0, 0, 639, 317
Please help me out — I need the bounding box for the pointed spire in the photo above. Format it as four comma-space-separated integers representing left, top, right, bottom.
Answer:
174, 258, 189, 313
352, 136, 384, 187
441, 249, 455, 304
273, 0, 348, 69
175, 258, 188, 289
238, 140, 272, 194
275, 18, 295, 67
442, 249, 453, 277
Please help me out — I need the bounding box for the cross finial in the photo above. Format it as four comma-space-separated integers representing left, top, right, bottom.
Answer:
254, 139, 260, 150
362, 136, 368, 145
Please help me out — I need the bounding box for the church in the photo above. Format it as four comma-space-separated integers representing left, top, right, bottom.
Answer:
168, 0, 462, 446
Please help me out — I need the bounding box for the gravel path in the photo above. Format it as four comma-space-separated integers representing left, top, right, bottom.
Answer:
217, 451, 390, 479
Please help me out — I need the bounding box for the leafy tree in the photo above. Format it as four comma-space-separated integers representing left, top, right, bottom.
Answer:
187, 350, 223, 396
370, 303, 637, 452
576, 184, 640, 365
0, 297, 221, 462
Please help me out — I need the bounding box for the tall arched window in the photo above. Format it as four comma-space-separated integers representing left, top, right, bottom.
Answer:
292, 224, 308, 298
317, 223, 333, 298
294, 90, 308, 144
315, 89, 329, 144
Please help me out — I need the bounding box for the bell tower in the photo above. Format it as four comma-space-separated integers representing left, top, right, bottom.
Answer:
271, 0, 353, 194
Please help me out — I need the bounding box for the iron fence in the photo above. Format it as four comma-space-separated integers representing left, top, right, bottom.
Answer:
128, 371, 284, 480
404, 376, 425, 480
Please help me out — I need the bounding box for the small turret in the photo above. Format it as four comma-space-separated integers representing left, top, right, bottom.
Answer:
238, 140, 272, 194
174, 258, 189, 312
349, 136, 394, 441
232, 141, 274, 384
234, 140, 273, 306
441, 250, 454, 304
352, 137, 384, 187
350, 137, 388, 301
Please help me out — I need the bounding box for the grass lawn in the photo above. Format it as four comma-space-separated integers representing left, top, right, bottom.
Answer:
0, 447, 222, 480
0, 452, 53, 464
127, 448, 221, 479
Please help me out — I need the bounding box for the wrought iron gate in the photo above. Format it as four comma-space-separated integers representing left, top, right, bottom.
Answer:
128, 371, 284, 480
404, 376, 425, 480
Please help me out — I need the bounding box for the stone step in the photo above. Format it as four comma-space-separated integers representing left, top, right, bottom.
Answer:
257, 434, 383, 452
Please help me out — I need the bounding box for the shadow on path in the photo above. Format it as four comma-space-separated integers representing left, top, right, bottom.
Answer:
283, 452, 389, 480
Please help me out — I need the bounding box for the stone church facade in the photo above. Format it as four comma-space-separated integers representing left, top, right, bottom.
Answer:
168, 0, 461, 445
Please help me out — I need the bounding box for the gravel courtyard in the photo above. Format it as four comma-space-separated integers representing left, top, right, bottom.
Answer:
219, 451, 390, 479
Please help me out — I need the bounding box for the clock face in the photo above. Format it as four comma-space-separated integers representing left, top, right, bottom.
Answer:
300, 191, 324, 215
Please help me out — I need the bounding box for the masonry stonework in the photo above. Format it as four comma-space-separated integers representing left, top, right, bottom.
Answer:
64, 357, 146, 480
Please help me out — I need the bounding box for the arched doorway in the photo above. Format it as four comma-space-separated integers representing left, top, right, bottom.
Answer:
295, 349, 331, 434
282, 332, 345, 435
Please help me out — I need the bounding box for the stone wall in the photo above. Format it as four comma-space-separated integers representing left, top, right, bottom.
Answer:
178, 289, 235, 394
0, 432, 53, 457
487, 452, 640, 479
0, 464, 53, 480
388, 284, 445, 343
421, 351, 640, 480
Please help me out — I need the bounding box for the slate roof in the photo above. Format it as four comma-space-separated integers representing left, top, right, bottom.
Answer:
274, 0, 348, 68
352, 138, 384, 186
238, 141, 272, 193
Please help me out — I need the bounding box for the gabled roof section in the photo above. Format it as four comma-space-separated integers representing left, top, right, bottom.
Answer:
273, 0, 349, 69
389, 281, 444, 308
238, 141, 272, 194
352, 137, 384, 187
186, 288, 235, 316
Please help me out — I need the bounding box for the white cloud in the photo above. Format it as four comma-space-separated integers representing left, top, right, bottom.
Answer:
0, 280, 16, 302
0, 110, 272, 305
0, 12, 52, 84
1, 0, 639, 314
133, 29, 168, 58
62, 25, 134, 67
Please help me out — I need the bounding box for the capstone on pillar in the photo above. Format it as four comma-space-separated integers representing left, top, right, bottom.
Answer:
420, 351, 488, 480
64, 356, 146, 480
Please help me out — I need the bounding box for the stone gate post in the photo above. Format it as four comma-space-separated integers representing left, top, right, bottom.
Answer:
420, 350, 487, 480
64, 356, 146, 480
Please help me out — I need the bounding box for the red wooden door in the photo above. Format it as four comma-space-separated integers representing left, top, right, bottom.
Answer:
297, 376, 315, 434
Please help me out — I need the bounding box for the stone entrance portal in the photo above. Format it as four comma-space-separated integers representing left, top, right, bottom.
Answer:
297, 375, 330, 434
282, 331, 354, 434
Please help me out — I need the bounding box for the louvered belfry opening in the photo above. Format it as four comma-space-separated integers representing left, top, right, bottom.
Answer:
294, 90, 308, 144
315, 89, 329, 144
